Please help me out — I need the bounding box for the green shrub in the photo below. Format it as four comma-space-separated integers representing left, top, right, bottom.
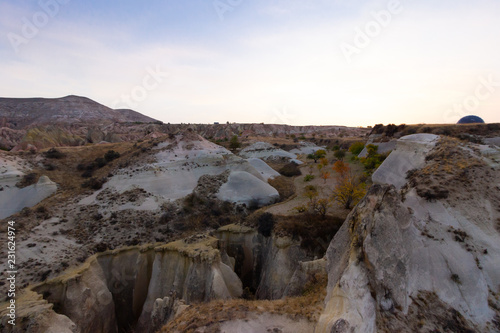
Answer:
304, 174, 315, 182
348, 142, 365, 156
360, 145, 387, 174
104, 150, 120, 162
334, 150, 346, 160
94, 157, 107, 168
229, 135, 241, 149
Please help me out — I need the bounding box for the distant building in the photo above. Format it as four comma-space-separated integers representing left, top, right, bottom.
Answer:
457, 115, 485, 124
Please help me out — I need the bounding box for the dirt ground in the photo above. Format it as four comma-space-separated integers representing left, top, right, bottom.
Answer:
265, 151, 366, 220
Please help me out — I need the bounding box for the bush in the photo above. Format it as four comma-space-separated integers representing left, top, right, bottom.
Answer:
20, 207, 32, 217
16, 173, 38, 188
94, 157, 107, 168
81, 177, 107, 190
360, 144, 387, 174
349, 142, 365, 156
268, 176, 295, 201
279, 162, 302, 177
229, 135, 241, 149
416, 186, 449, 202
401, 127, 417, 136
35, 206, 50, 219
43, 163, 56, 171
81, 170, 94, 178
104, 150, 120, 162
304, 174, 315, 182
257, 213, 275, 237
44, 148, 65, 159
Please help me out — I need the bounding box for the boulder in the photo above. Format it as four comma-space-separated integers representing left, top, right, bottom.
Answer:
216, 171, 279, 208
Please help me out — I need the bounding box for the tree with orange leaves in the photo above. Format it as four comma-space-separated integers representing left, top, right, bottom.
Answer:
320, 171, 331, 183
331, 161, 366, 209
332, 160, 349, 177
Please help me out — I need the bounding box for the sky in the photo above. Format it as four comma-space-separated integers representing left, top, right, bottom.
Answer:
0, 0, 499, 127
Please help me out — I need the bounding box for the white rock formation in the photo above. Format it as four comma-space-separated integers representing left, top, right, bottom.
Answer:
0, 153, 57, 218
317, 135, 500, 332
79, 134, 279, 210
247, 157, 280, 180
216, 171, 279, 207
289, 141, 325, 155
372, 134, 439, 189
239, 141, 297, 160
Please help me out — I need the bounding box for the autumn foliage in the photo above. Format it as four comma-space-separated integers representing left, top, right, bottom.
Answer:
331, 161, 366, 209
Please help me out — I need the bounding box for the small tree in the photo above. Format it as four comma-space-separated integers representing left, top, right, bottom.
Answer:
331, 174, 366, 209
229, 135, 241, 149
309, 197, 330, 218
331, 162, 366, 209
332, 160, 349, 177
320, 171, 331, 184
304, 185, 318, 202
334, 149, 346, 160
307, 149, 326, 163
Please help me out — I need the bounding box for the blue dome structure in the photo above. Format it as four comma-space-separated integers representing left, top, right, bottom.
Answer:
457, 115, 485, 124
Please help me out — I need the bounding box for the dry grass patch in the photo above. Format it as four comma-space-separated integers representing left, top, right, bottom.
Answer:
268, 175, 295, 201
405, 137, 485, 201
162, 274, 327, 333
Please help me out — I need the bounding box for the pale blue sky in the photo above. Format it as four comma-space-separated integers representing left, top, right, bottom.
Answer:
1, 0, 499, 126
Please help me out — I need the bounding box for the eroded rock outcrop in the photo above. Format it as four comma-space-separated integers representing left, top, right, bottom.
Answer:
317, 135, 500, 332
136, 236, 242, 332
2, 236, 243, 333
80, 133, 280, 209
0, 153, 58, 219
216, 224, 313, 300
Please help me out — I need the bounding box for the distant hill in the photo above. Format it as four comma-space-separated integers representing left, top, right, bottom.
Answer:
0, 95, 159, 129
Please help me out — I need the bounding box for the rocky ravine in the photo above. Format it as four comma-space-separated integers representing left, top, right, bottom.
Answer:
0, 228, 318, 333
317, 134, 500, 332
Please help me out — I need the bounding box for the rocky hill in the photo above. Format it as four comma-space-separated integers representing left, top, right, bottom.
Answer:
0, 95, 158, 129
0, 95, 368, 151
